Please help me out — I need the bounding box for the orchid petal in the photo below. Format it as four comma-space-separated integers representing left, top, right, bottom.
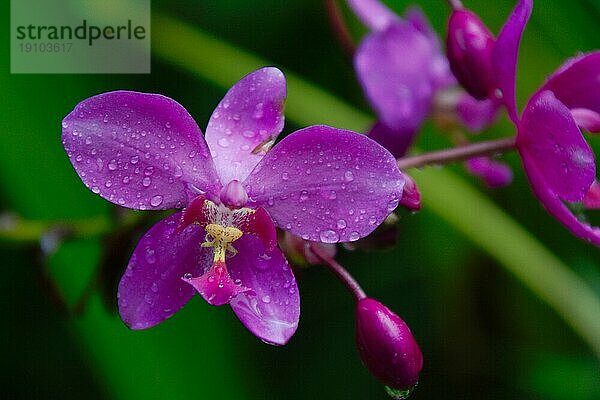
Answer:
456, 93, 501, 133
117, 212, 210, 329
228, 235, 300, 345
492, 0, 533, 123
354, 22, 436, 132
243, 125, 405, 243
347, 0, 400, 31
182, 261, 252, 306
583, 182, 600, 209
367, 121, 417, 158
520, 155, 600, 246
405, 7, 456, 91
62, 91, 220, 210
205, 67, 286, 184
518, 90, 595, 202
540, 52, 600, 117
571, 108, 600, 134
465, 157, 513, 188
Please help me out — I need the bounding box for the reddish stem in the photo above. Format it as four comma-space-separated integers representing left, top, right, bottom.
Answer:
324, 0, 356, 56
309, 243, 367, 301
397, 137, 516, 170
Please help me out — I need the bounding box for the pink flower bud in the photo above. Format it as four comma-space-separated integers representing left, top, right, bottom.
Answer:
355, 298, 423, 392
447, 9, 495, 100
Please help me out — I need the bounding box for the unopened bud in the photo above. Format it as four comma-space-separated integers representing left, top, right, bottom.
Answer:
399, 174, 421, 211
447, 9, 495, 100
355, 298, 423, 394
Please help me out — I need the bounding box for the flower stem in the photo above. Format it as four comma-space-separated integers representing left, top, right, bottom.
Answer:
324, 0, 356, 56
396, 137, 516, 170
309, 243, 367, 301
446, 0, 464, 10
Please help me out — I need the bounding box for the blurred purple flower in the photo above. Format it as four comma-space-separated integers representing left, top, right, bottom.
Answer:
62, 67, 405, 344
348, 0, 455, 157
466, 156, 513, 188
348, 0, 505, 189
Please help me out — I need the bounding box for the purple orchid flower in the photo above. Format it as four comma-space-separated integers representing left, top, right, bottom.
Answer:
445, 0, 537, 188
469, 0, 600, 244
62, 67, 405, 344
347, 0, 507, 190
348, 0, 455, 157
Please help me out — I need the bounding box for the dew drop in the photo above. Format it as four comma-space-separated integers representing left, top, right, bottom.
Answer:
320, 230, 339, 243
130, 155, 139, 164
243, 130, 256, 138
348, 231, 360, 241
151, 282, 159, 293
108, 159, 118, 171
336, 219, 347, 229
165, 121, 172, 129
150, 195, 163, 207
300, 190, 309, 201
344, 170, 355, 182
145, 248, 156, 264
183, 273, 193, 279
218, 137, 230, 148
261, 295, 271, 304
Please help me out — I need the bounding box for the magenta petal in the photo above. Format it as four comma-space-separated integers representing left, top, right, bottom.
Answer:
354, 22, 436, 132
347, 0, 400, 31
117, 212, 209, 330
243, 126, 405, 243
205, 67, 286, 184
583, 182, 600, 209
571, 108, 600, 134
182, 261, 252, 306
520, 155, 600, 246
465, 156, 513, 188
62, 91, 220, 210
456, 93, 501, 133
228, 235, 300, 345
540, 52, 600, 116
368, 121, 417, 158
492, 0, 533, 123
518, 90, 595, 202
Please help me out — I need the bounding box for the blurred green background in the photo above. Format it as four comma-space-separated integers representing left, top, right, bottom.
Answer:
2, 0, 599, 399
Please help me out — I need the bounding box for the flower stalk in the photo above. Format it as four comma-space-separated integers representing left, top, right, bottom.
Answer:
397, 137, 516, 170
309, 242, 366, 301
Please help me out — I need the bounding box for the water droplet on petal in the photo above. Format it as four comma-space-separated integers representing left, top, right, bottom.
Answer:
345, 170, 355, 182
218, 137, 230, 148
145, 248, 156, 264
336, 219, 347, 229
261, 295, 271, 304
348, 231, 360, 241
142, 177, 152, 187
150, 195, 163, 207
320, 230, 339, 243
